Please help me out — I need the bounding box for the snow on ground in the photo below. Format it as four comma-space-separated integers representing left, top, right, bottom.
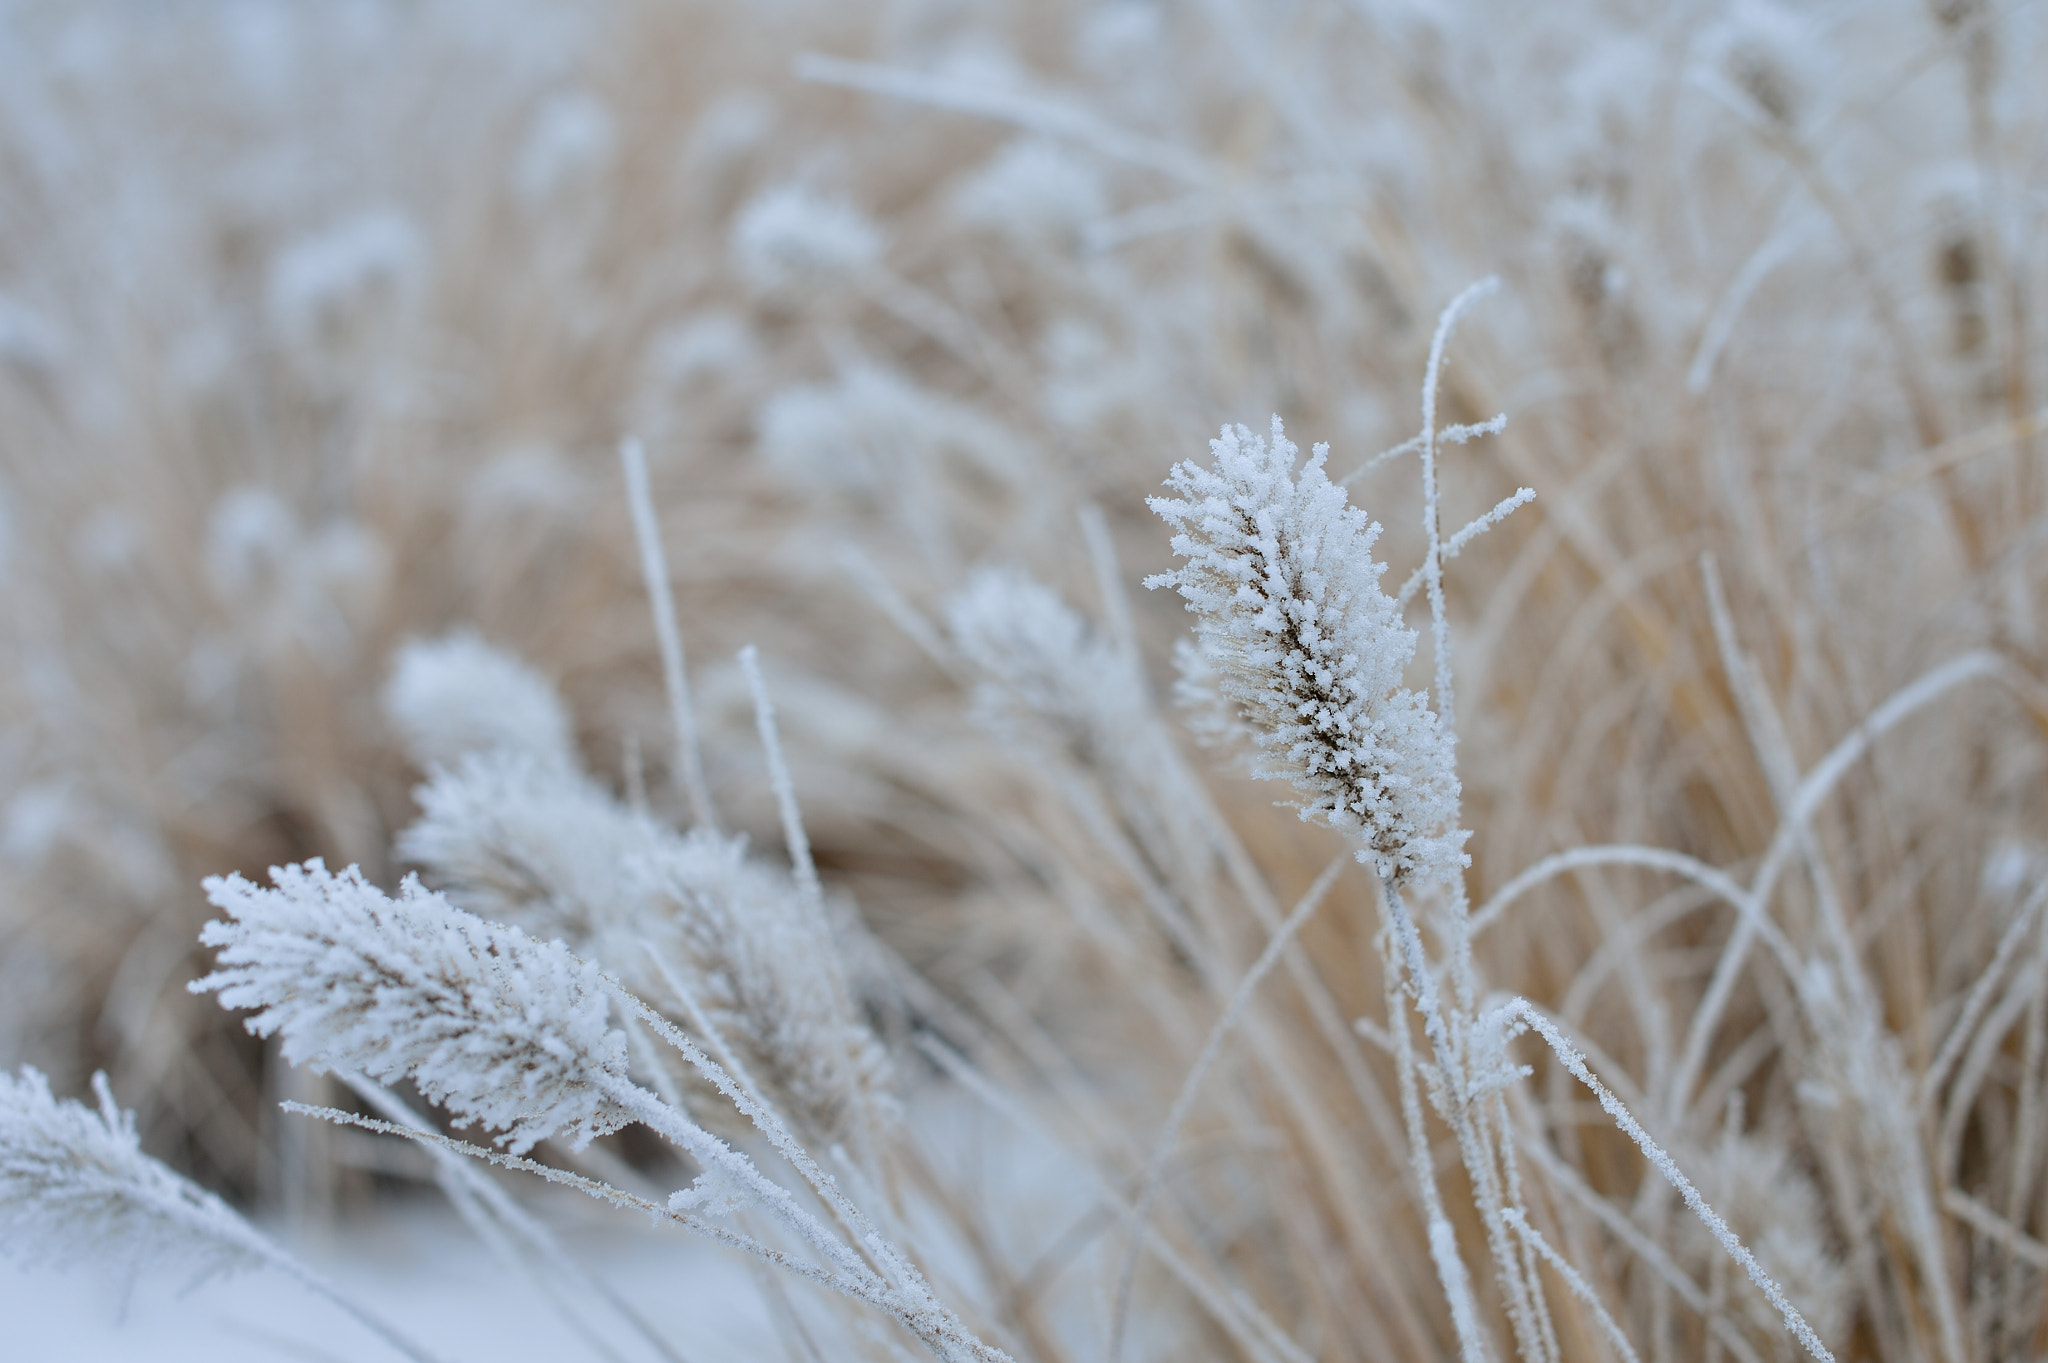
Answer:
1, 1204, 778, 1362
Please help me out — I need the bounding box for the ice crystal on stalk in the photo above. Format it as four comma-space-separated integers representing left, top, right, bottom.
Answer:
191, 859, 629, 1153
1147, 417, 1466, 886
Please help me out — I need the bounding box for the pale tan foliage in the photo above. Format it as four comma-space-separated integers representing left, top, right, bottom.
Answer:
3, 1, 2047, 1360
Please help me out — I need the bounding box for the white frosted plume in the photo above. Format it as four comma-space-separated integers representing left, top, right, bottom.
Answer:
191, 859, 630, 1154
629, 827, 893, 1144
1147, 416, 1467, 887
204, 486, 298, 603
266, 209, 421, 350
730, 182, 883, 296
383, 632, 577, 774
0, 1067, 255, 1279
1698, 0, 1823, 127
951, 137, 1108, 245
398, 748, 890, 1143
512, 88, 614, 203
641, 311, 757, 395
0, 1067, 444, 1362
756, 364, 1024, 495
945, 564, 1139, 754
396, 748, 664, 944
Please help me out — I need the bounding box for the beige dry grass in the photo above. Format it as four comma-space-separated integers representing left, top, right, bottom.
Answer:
3, 1, 2046, 1359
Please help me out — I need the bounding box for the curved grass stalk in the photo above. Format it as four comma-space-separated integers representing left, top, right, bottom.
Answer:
1667, 650, 2008, 1115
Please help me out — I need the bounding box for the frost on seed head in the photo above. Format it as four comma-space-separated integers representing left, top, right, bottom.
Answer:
384, 631, 578, 775
395, 746, 893, 1146
951, 138, 1108, 248
945, 564, 1142, 763
730, 182, 883, 297
396, 747, 665, 946
1147, 416, 1467, 887
0, 1067, 254, 1281
191, 859, 631, 1154
628, 828, 896, 1145
1698, 0, 1823, 128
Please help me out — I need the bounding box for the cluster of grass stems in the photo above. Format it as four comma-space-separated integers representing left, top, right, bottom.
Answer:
3, 2, 2048, 1361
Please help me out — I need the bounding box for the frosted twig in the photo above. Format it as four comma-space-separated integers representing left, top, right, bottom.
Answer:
1417, 275, 1500, 739
1339, 432, 1426, 487
283, 1104, 856, 1293
1395, 487, 1537, 608
1378, 933, 1491, 1363
620, 438, 717, 831
1108, 854, 1346, 1361
1381, 878, 1456, 1081
339, 1074, 687, 1363
1444, 485, 1534, 556
1445, 415, 1508, 447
